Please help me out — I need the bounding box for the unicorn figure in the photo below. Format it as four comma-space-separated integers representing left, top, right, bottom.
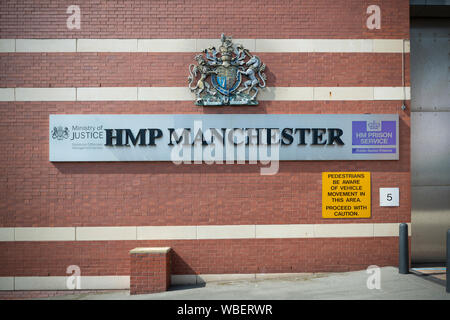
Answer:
237, 55, 267, 100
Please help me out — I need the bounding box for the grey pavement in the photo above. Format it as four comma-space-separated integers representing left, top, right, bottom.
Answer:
40, 267, 449, 300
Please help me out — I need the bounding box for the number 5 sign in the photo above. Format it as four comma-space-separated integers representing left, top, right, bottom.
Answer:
379, 188, 399, 207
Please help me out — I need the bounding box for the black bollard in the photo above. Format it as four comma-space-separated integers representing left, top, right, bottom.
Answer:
399, 223, 409, 274
446, 229, 450, 293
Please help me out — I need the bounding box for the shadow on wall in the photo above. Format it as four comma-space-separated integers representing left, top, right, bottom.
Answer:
170, 249, 198, 276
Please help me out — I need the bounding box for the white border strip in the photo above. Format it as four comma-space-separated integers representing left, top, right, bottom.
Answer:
0, 274, 303, 290
0, 277, 14, 291
0, 228, 14, 241
1, 86, 410, 102
3, 267, 413, 290
15, 39, 76, 53
76, 87, 137, 101
0, 39, 410, 53
15, 227, 75, 241
76, 227, 137, 241
2, 223, 411, 242
10, 276, 130, 291
0, 88, 14, 101
176, 273, 319, 285
137, 226, 197, 240
15, 88, 76, 101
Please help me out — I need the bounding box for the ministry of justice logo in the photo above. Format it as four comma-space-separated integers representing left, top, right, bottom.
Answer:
51, 126, 69, 140
188, 34, 267, 106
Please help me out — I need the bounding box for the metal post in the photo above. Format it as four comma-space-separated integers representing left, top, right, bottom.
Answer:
399, 223, 409, 274
446, 229, 450, 293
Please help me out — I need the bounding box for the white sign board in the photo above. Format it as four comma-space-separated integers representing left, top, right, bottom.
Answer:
379, 188, 399, 207
49, 114, 399, 162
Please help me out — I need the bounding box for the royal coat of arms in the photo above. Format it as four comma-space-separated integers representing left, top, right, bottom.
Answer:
51, 126, 69, 140
188, 34, 267, 106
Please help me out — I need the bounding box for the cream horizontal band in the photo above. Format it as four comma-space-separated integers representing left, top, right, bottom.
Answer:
0, 272, 354, 290
0, 86, 410, 102
14, 227, 76, 241
0, 276, 130, 291
0, 38, 410, 53
175, 273, 324, 285
0, 223, 411, 242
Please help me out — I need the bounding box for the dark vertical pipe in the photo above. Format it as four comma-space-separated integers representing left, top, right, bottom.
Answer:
446, 229, 450, 293
399, 223, 409, 274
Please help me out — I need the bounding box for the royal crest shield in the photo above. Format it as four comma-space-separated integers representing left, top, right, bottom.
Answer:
51, 126, 69, 140
211, 65, 241, 96
187, 34, 267, 106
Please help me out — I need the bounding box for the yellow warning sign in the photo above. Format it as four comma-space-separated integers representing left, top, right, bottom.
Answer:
322, 172, 371, 218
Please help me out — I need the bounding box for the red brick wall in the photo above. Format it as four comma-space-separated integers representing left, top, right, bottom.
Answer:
0, 0, 408, 39
0, 101, 410, 228
0, 238, 405, 277
0, 0, 411, 280
0, 53, 410, 88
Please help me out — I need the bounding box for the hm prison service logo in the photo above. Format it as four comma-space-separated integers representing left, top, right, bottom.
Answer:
188, 34, 267, 106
